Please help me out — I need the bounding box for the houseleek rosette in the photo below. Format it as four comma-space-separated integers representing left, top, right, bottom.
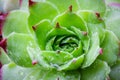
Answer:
0, 0, 120, 80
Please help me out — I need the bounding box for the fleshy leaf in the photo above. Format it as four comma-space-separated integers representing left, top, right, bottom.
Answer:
110, 59, 120, 80
82, 32, 100, 68
34, 19, 52, 50
77, 10, 103, 24
98, 30, 119, 66
0, 48, 10, 65
28, 1, 59, 27
27, 46, 51, 69
53, 11, 88, 31
3, 10, 30, 37
58, 54, 84, 71
46, 0, 79, 13
71, 26, 90, 53
78, 10, 105, 43
41, 51, 73, 66
2, 62, 81, 80
81, 59, 110, 80
105, 6, 120, 39
46, 26, 76, 41
71, 41, 83, 57
24, 69, 81, 80
77, 0, 106, 16
2, 63, 33, 80
7, 33, 36, 67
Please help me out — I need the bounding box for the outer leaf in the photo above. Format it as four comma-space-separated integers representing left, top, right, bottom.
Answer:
110, 59, 120, 80
24, 69, 81, 80
7, 33, 37, 67
28, 1, 59, 27
27, 46, 51, 69
77, 0, 106, 16
77, 10, 103, 24
81, 59, 110, 80
46, 0, 79, 12
2, 62, 81, 80
2, 63, 33, 80
78, 10, 105, 43
0, 48, 10, 65
3, 10, 30, 37
105, 6, 120, 39
98, 30, 119, 66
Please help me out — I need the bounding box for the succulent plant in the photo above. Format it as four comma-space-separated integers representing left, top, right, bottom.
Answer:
0, 0, 120, 80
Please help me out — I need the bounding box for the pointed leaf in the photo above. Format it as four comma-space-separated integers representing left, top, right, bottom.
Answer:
46, 26, 76, 41
2, 63, 33, 80
7, 33, 36, 67
78, 10, 106, 43
98, 30, 119, 66
105, 6, 120, 39
81, 59, 110, 80
29, 2, 59, 27
41, 51, 73, 66
53, 12, 88, 31
3, 10, 30, 37
0, 48, 10, 65
34, 20, 52, 50
82, 32, 100, 68
77, 0, 106, 16
46, 0, 79, 13
58, 54, 84, 71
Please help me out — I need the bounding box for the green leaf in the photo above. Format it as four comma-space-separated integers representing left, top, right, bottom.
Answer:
3, 10, 30, 37
82, 32, 100, 68
78, 10, 103, 24
53, 11, 88, 31
0, 48, 10, 65
46, 26, 76, 41
41, 51, 73, 66
77, 0, 106, 16
105, 6, 120, 40
2, 63, 33, 80
81, 59, 110, 80
23, 68, 42, 80
7, 33, 36, 67
78, 10, 106, 43
24, 69, 81, 80
34, 19, 52, 50
27, 46, 51, 69
28, 1, 59, 27
46, 0, 79, 13
58, 54, 84, 71
2, 63, 80, 80
110, 59, 120, 80
98, 30, 119, 66
71, 41, 83, 57
71, 26, 90, 53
